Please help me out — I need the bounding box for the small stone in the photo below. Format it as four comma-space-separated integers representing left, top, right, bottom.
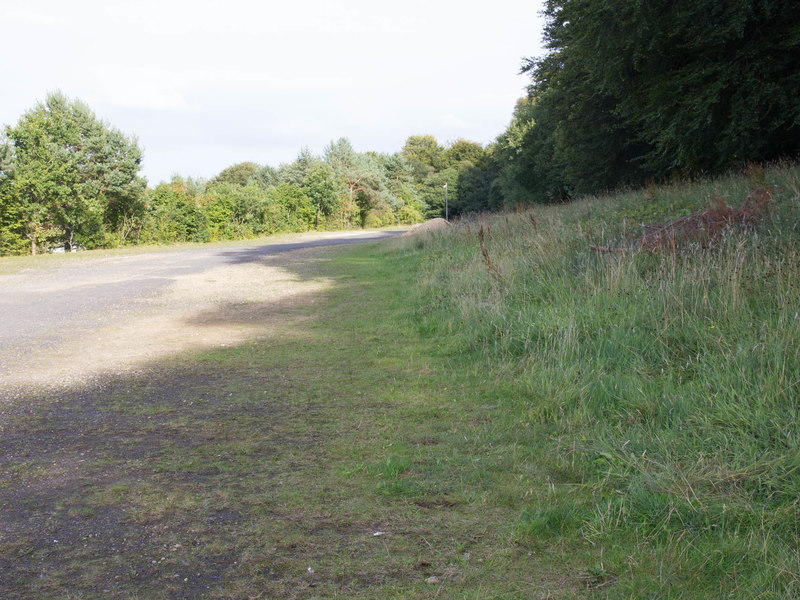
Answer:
425, 576, 439, 584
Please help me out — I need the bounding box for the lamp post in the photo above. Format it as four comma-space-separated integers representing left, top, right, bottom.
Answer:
443, 182, 448, 221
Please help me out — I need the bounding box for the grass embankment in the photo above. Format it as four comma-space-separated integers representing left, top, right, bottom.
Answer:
2, 162, 798, 599
404, 162, 800, 597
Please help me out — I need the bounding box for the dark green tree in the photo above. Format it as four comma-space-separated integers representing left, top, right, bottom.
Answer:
513, 0, 800, 200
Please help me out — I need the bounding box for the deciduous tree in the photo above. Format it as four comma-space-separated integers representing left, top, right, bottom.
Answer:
2, 92, 146, 253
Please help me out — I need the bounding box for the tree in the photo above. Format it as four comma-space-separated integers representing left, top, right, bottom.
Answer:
511, 0, 800, 199
301, 163, 338, 228
141, 178, 207, 244
210, 162, 259, 187
0, 136, 29, 254
382, 153, 426, 217
441, 139, 485, 169
266, 183, 314, 230
420, 167, 458, 219
322, 138, 392, 228
2, 92, 146, 253
203, 182, 268, 239
402, 135, 444, 182
251, 164, 279, 190
278, 147, 318, 186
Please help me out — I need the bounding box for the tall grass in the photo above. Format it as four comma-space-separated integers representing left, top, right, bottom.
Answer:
399, 162, 800, 597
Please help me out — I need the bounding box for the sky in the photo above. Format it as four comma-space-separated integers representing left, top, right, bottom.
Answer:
1, 0, 547, 185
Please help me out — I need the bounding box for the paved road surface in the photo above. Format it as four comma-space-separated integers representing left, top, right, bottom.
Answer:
0, 230, 404, 384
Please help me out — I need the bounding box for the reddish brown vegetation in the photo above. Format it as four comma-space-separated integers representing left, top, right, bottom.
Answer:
590, 186, 775, 253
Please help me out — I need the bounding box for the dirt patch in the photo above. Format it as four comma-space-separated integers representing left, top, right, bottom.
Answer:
590, 186, 775, 252
404, 218, 450, 235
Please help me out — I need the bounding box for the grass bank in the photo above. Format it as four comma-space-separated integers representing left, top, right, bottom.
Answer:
399, 161, 800, 597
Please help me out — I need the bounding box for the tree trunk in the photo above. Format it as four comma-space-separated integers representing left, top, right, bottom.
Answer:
348, 186, 354, 229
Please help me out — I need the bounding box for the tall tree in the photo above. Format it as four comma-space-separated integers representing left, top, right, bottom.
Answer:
2, 92, 146, 253
509, 0, 800, 201
402, 135, 445, 182
301, 162, 338, 228
441, 139, 485, 169
278, 147, 318, 186
251, 164, 279, 190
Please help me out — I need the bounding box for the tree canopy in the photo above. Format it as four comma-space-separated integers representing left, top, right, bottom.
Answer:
0, 92, 146, 253
490, 0, 800, 204
210, 162, 259, 187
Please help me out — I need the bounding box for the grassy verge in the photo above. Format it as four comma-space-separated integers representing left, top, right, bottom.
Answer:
401, 161, 800, 597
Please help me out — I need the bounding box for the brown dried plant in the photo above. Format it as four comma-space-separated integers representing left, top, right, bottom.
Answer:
478, 225, 501, 278
590, 186, 775, 253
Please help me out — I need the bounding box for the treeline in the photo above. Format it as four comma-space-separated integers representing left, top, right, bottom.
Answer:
140, 134, 494, 246
489, 0, 800, 203
0, 93, 492, 255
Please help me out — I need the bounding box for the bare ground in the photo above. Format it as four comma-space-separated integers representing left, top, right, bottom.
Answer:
1, 250, 330, 393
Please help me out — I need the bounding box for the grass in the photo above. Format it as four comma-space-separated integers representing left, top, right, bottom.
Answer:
400, 160, 800, 597
2, 161, 799, 598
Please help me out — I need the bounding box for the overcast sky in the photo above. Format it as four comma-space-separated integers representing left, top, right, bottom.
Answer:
1, 1, 547, 185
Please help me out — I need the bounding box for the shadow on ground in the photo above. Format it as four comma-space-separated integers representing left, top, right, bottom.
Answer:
0, 245, 413, 599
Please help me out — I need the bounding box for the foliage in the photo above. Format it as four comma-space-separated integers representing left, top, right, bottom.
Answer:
302, 162, 338, 228
441, 139, 484, 169
1, 92, 146, 253
250, 164, 279, 190
210, 161, 259, 187
402, 134, 444, 181
266, 183, 314, 231
494, 0, 800, 205
278, 147, 318, 186
141, 179, 208, 244
204, 182, 268, 239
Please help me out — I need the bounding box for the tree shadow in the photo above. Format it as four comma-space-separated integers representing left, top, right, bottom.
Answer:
215, 230, 406, 266
0, 243, 399, 599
